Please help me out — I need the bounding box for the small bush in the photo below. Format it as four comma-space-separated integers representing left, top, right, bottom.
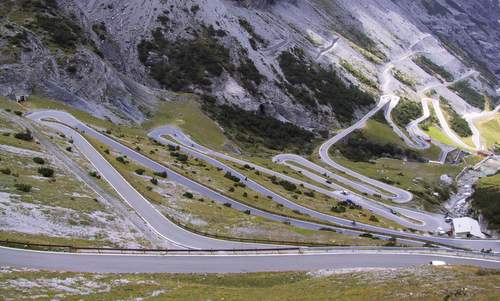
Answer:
33, 157, 45, 165
223, 203, 232, 208
183, 192, 194, 199
369, 215, 380, 222
116, 156, 127, 164
150, 178, 158, 185
0, 168, 11, 175
65, 146, 72, 152
190, 4, 200, 13
89, 171, 101, 179
14, 110, 23, 116
154, 171, 167, 178
14, 130, 33, 141
278, 180, 297, 192
224, 171, 240, 182
177, 153, 188, 162
170, 152, 189, 162
331, 206, 346, 213
135, 168, 146, 175
38, 167, 54, 177
15, 183, 32, 192
304, 191, 315, 198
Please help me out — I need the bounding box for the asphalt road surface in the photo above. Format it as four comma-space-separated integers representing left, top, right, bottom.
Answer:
1, 246, 499, 273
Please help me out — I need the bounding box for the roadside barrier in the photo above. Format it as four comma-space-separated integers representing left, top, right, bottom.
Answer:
1, 240, 498, 260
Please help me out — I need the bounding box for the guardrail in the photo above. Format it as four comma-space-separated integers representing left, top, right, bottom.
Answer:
1, 240, 498, 260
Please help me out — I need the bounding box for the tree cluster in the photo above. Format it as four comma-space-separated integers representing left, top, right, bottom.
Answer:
278, 48, 374, 123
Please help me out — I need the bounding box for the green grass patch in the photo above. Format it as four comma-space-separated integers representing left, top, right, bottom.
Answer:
472, 172, 500, 230
0, 231, 111, 248
142, 97, 227, 151
424, 125, 457, 147
331, 153, 462, 210
475, 114, 500, 149
0, 147, 105, 213
1, 266, 499, 300
223, 159, 404, 229
362, 119, 441, 161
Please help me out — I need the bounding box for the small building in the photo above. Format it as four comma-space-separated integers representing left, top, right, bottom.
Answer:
452, 217, 485, 238
15, 94, 29, 103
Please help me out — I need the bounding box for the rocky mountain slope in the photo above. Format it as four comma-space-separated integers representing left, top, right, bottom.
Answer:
0, 0, 498, 130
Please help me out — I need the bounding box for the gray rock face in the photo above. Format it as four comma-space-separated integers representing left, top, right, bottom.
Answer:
392, 0, 500, 84
0, 0, 497, 128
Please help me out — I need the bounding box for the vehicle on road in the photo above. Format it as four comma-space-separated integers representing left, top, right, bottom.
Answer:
430, 261, 446, 266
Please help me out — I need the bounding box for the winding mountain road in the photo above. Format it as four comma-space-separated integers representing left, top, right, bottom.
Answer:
150, 118, 500, 251
26, 111, 271, 250
26, 110, 420, 248
151, 125, 445, 233
2, 33, 500, 273
2, 105, 499, 273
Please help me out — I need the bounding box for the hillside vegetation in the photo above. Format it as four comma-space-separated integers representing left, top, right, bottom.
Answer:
202, 97, 315, 154
392, 98, 423, 127
472, 172, 500, 230
440, 97, 472, 137
450, 81, 485, 110
278, 48, 374, 123
413, 55, 453, 82
335, 130, 422, 163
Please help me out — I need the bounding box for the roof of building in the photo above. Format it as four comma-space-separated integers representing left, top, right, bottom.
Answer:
452, 217, 485, 238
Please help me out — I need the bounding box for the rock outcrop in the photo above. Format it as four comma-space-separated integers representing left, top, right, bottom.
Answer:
0, 0, 497, 127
